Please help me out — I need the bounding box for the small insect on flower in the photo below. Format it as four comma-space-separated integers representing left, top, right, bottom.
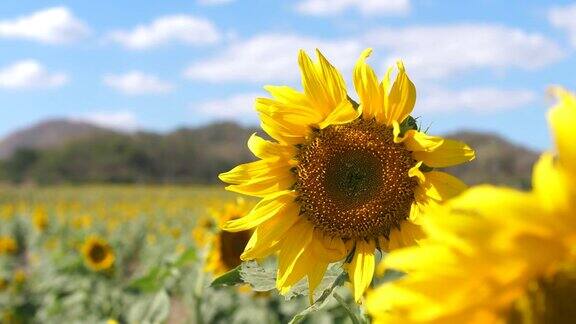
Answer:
366, 88, 576, 323
80, 235, 115, 272
0, 236, 18, 255
219, 48, 475, 302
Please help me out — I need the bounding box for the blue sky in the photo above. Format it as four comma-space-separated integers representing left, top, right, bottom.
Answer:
0, 0, 575, 150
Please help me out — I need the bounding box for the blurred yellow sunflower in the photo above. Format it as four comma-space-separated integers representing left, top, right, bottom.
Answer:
219, 48, 474, 301
32, 206, 49, 232
366, 88, 576, 323
203, 199, 253, 276
80, 235, 115, 272
0, 236, 17, 255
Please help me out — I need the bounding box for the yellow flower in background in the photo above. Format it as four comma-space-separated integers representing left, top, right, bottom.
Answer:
219, 48, 474, 301
0, 236, 18, 255
366, 88, 576, 323
80, 235, 115, 272
32, 206, 49, 232
204, 199, 253, 276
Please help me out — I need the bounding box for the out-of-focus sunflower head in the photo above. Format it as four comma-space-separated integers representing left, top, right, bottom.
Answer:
32, 206, 49, 232
366, 87, 576, 323
218, 48, 475, 302
0, 236, 18, 255
204, 198, 253, 276
80, 235, 115, 272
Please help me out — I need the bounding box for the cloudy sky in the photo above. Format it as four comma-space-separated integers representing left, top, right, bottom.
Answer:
0, 0, 575, 149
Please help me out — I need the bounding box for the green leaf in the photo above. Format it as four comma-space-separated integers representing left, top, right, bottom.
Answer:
210, 265, 243, 288
174, 247, 196, 267
239, 260, 276, 291
127, 290, 171, 324
285, 263, 344, 301
127, 267, 164, 293
288, 271, 348, 324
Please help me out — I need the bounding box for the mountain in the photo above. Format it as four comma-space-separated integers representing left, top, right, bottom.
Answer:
0, 119, 116, 159
0, 119, 539, 187
445, 131, 539, 189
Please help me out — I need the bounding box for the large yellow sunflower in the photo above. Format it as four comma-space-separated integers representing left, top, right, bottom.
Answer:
219, 48, 475, 301
366, 88, 576, 323
80, 235, 115, 272
203, 199, 253, 276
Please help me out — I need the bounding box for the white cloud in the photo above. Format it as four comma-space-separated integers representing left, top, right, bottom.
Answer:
193, 93, 261, 121
184, 34, 362, 83
549, 3, 576, 48
296, 0, 410, 16
0, 60, 68, 89
365, 24, 565, 80
103, 71, 174, 95
197, 0, 235, 5
418, 87, 536, 113
73, 111, 139, 131
107, 15, 220, 50
0, 7, 90, 44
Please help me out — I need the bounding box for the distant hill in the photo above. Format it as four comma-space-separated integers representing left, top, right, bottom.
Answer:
0, 119, 538, 187
0, 119, 116, 159
445, 131, 539, 189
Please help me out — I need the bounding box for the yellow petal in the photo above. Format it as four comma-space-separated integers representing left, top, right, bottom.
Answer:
276, 219, 314, 293
258, 107, 310, 145
349, 240, 376, 302
306, 259, 329, 304
241, 205, 301, 260
384, 61, 416, 126
548, 87, 576, 174
386, 220, 425, 252
264, 85, 310, 107
310, 229, 347, 262
247, 133, 296, 160
408, 161, 425, 183
222, 191, 296, 232
225, 177, 294, 197
412, 137, 475, 168
419, 171, 467, 202
318, 100, 360, 129
256, 97, 323, 127
219, 159, 292, 184
353, 48, 383, 120
401, 130, 444, 151
298, 50, 333, 115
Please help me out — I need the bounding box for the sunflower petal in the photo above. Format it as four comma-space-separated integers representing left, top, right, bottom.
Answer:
349, 240, 376, 302
318, 100, 360, 129
258, 106, 309, 144
420, 171, 467, 202
412, 138, 475, 168
257, 97, 323, 127
219, 159, 292, 184
264, 85, 310, 107
222, 191, 296, 232
276, 220, 314, 293
353, 48, 383, 120
310, 229, 347, 262
548, 87, 576, 173
387, 220, 425, 251
241, 205, 301, 260
247, 133, 296, 160
384, 61, 416, 126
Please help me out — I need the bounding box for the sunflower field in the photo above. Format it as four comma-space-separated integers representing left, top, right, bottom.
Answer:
1, 46, 575, 324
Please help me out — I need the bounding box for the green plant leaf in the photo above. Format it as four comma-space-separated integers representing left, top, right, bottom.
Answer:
210, 265, 243, 288
239, 260, 276, 291
333, 292, 365, 324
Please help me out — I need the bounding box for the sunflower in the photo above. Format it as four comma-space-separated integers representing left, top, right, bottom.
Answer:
366, 88, 576, 323
219, 48, 475, 301
0, 236, 17, 255
204, 199, 253, 276
80, 235, 115, 272
32, 206, 49, 232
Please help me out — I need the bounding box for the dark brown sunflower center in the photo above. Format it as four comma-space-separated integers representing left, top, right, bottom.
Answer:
507, 267, 576, 324
295, 119, 418, 240
89, 244, 107, 263
219, 230, 251, 270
